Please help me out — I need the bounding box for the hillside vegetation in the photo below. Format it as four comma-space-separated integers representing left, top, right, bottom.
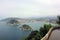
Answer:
25, 16, 60, 40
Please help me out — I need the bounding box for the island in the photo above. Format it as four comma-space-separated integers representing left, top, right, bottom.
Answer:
20, 24, 33, 31
7, 19, 20, 26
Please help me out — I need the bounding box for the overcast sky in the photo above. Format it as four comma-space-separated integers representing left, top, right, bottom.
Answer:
0, 0, 60, 19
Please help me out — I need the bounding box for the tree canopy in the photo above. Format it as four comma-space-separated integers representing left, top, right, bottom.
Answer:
25, 24, 52, 40
57, 16, 60, 25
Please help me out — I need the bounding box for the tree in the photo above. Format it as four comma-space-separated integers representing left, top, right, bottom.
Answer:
25, 30, 40, 40
21, 24, 32, 31
57, 16, 60, 25
40, 24, 52, 38
22, 24, 31, 29
25, 24, 52, 40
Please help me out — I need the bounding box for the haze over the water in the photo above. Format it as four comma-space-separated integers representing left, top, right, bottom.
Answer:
0, 0, 60, 19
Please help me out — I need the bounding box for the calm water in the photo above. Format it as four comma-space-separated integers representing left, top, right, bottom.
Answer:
0, 22, 51, 40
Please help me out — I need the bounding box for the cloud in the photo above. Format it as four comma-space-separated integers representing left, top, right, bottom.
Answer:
0, 0, 60, 19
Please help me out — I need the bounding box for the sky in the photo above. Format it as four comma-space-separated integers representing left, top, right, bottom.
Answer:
0, 0, 60, 19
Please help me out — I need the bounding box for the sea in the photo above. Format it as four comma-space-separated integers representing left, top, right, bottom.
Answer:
0, 21, 57, 40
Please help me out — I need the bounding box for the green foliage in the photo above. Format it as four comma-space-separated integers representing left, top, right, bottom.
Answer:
34, 33, 41, 40
40, 24, 52, 37
25, 16, 60, 40
22, 24, 32, 30
57, 16, 60, 24
25, 24, 52, 40
25, 30, 40, 40
22, 24, 30, 28
57, 16, 60, 20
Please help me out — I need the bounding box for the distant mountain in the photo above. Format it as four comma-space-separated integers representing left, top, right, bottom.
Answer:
0, 17, 23, 22
0, 16, 58, 24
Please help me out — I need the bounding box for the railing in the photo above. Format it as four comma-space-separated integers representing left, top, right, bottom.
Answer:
41, 26, 60, 40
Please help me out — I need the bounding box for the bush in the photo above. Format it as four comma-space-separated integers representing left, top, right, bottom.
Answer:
40, 24, 52, 37
57, 16, 60, 25
25, 24, 52, 40
25, 30, 40, 40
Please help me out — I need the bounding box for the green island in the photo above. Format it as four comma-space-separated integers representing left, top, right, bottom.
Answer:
20, 24, 33, 31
